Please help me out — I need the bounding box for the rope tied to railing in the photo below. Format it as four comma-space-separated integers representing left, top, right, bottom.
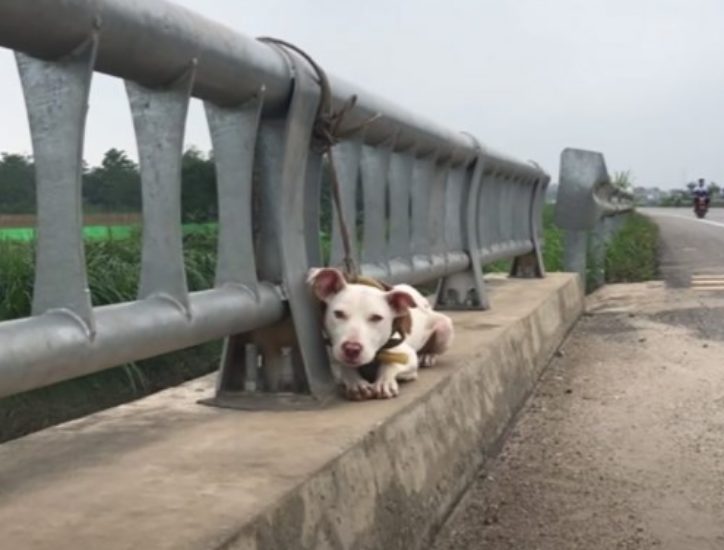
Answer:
258, 37, 381, 279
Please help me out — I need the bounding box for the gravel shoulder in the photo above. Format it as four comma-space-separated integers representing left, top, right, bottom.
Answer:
432, 282, 724, 550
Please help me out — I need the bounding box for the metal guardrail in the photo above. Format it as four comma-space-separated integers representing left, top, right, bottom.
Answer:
0, 0, 549, 404
555, 148, 635, 289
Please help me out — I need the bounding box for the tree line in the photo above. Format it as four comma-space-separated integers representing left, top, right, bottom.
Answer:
1, 147, 345, 231
0, 148, 217, 222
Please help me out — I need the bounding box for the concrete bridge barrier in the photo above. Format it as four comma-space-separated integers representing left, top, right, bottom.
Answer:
0, 274, 582, 549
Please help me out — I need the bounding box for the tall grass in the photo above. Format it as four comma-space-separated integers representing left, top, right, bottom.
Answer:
481, 204, 564, 274
541, 204, 564, 271
481, 205, 659, 291
605, 213, 659, 283
0, 228, 218, 319
0, 240, 33, 320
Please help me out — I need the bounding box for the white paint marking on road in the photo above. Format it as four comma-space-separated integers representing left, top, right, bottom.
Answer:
691, 274, 724, 291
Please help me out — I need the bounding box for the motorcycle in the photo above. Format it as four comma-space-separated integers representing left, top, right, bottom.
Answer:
694, 196, 709, 219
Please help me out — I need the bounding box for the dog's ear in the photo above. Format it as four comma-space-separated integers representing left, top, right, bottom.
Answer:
385, 290, 417, 317
307, 268, 347, 301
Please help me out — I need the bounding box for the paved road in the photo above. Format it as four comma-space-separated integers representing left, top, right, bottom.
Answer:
642, 207, 724, 288
432, 210, 724, 550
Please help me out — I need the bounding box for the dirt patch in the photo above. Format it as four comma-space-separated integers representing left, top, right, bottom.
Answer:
650, 306, 724, 342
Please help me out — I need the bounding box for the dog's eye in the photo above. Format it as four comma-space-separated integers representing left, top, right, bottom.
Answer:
333, 310, 348, 320
368, 314, 384, 323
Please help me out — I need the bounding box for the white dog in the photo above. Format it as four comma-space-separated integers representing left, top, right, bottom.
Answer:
307, 268, 454, 400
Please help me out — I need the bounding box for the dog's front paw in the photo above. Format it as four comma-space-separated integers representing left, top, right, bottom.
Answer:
373, 377, 399, 399
342, 379, 376, 401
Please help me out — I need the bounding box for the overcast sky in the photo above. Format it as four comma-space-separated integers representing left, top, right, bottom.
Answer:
1, 0, 723, 189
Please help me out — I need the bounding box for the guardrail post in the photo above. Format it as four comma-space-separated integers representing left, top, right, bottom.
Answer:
563, 229, 588, 284
126, 64, 196, 314
206, 44, 336, 409
590, 219, 607, 288
16, 33, 99, 335
437, 150, 489, 309
556, 148, 634, 292
511, 173, 549, 278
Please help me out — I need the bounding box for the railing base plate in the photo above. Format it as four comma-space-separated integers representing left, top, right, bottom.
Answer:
199, 391, 338, 411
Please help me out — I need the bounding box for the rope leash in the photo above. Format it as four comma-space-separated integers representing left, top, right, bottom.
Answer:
258, 38, 408, 366
258, 37, 380, 279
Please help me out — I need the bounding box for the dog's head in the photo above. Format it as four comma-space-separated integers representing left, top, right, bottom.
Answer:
307, 268, 415, 368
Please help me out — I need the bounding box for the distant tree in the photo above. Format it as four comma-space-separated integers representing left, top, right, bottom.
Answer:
181, 147, 217, 223
686, 181, 697, 193
83, 148, 141, 212
661, 194, 685, 207
709, 182, 720, 196
0, 153, 36, 214
1, 147, 221, 219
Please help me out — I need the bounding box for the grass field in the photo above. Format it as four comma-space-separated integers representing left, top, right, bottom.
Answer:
604, 212, 659, 284
0, 222, 215, 242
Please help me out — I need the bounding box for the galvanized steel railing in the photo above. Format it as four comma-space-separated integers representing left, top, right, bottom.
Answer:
0, 0, 549, 404
555, 148, 635, 289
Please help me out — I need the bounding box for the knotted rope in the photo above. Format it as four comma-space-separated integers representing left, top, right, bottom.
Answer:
258, 37, 380, 279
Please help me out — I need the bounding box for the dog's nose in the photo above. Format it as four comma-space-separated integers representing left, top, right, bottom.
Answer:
341, 341, 363, 360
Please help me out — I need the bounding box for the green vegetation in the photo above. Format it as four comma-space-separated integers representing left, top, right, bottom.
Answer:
611, 169, 634, 191
0, 222, 215, 243
660, 194, 687, 207
604, 213, 659, 284
0, 147, 217, 219
0, 228, 218, 320
541, 203, 564, 271
482, 204, 564, 274
483, 206, 659, 293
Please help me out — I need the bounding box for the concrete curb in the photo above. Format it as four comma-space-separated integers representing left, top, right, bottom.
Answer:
0, 274, 583, 550
238, 274, 583, 550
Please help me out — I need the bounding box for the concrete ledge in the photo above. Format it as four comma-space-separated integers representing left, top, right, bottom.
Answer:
0, 273, 583, 550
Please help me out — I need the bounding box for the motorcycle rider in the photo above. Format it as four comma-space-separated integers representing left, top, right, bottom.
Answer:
693, 178, 710, 206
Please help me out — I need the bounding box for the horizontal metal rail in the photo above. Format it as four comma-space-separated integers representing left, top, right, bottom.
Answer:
0, 0, 550, 401
0, 287, 284, 398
